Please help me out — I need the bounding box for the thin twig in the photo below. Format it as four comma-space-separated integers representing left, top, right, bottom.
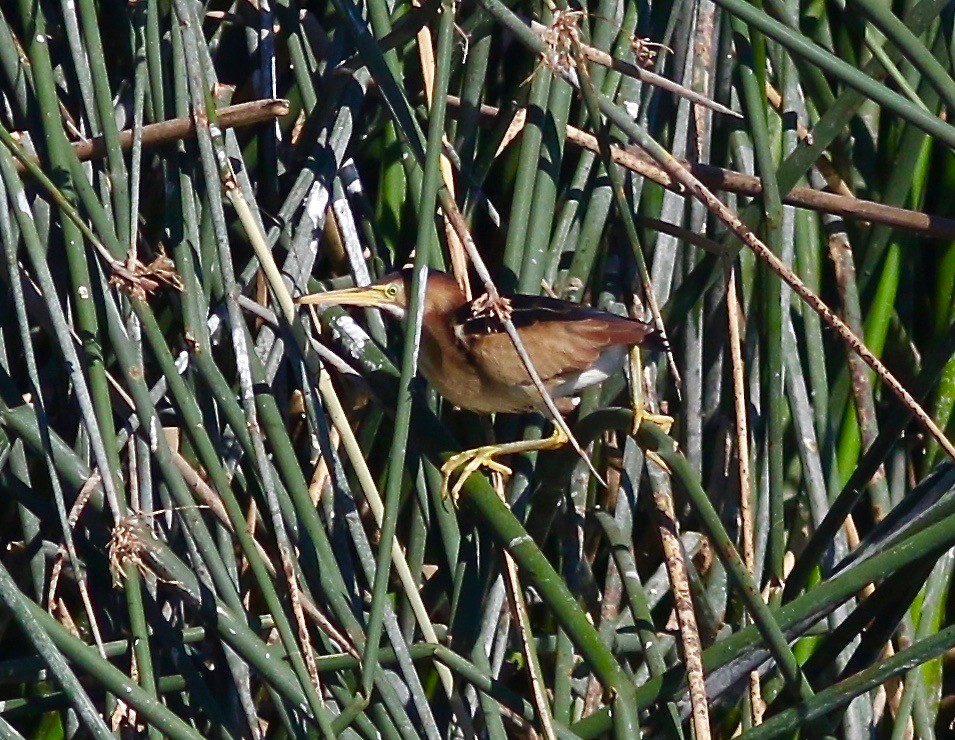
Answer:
827, 231, 889, 515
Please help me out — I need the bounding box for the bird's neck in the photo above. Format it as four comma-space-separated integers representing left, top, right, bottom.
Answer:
423, 276, 469, 319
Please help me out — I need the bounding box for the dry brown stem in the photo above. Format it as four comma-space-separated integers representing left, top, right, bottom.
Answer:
14, 99, 289, 172
726, 268, 764, 726
649, 465, 711, 739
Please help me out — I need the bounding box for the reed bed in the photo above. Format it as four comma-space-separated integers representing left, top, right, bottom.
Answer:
0, 0, 954, 736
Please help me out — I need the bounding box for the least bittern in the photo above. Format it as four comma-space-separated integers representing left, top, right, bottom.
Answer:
299, 268, 667, 498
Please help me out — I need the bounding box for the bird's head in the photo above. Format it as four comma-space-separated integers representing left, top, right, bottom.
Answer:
297, 268, 467, 320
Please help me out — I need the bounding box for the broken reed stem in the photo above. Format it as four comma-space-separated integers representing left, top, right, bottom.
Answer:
445, 96, 955, 240
648, 463, 711, 740
726, 266, 765, 726
14, 99, 290, 172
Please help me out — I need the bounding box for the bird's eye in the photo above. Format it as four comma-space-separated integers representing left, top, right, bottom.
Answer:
385, 284, 399, 298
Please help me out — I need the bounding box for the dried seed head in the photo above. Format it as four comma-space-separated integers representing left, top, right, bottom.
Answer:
631, 37, 671, 69
538, 9, 585, 76
109, 248, 184, 301
108, 506, 206, 588
470, 293, 513, 322
108, 517, 149, 588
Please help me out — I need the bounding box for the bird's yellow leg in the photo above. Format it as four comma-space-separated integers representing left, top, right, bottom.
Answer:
441, 426, 570, 503
629, 346, 674, 471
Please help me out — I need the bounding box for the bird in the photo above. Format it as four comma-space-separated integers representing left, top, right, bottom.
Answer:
298, 268, 668, 499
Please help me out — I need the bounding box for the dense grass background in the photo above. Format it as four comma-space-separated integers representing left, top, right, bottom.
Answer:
1, 0, 955, 736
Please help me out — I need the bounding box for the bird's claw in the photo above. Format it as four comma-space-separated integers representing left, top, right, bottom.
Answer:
441, 447, 513, 504
631, 408, 675, 473
631, 408, 674, 437
645, 450, 671, 473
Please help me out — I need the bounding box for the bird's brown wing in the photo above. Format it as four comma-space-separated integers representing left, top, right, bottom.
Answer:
454, 295, 661, 388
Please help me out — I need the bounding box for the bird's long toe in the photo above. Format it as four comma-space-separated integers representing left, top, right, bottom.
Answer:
631, 407, 674, 436
646, 450, 671, 473
440, 447, 513, 503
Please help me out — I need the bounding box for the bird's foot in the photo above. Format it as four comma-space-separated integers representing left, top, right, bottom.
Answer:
440, 427, 571, 504
645, 449, 671, 473
631, 408, 674, 437
631, 407, 675, 472
441, 446, 513, 504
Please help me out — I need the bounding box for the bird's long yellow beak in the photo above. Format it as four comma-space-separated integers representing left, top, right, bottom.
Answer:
296, 285, 392, 309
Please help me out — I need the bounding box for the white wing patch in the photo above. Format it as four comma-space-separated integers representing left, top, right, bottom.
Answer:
550, 346, 627, 397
